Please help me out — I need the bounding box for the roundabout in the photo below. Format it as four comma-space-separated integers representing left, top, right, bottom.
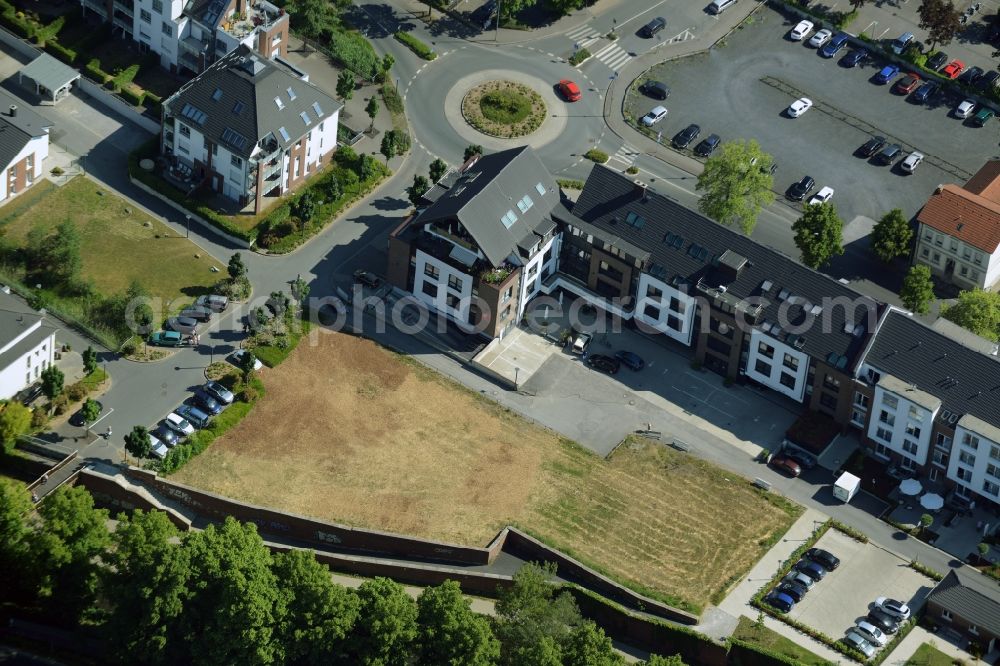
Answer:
461, 80, 546, 138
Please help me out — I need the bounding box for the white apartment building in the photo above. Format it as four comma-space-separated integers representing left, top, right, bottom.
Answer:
0, 92, 51, 203
0, 290, 58, 401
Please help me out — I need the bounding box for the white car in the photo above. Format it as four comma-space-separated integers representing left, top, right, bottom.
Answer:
808, 28, 833, 47
807, 186, 834, 205
165, 412, 195, 437
149, 439, 170, 460
875, 596, 912, 621
789, 19, 814, 41
956, 99, 976, 119
232, 349, 264, 371
787, 97, 813, 117
641, 105, 668, 126
901, 151, 924, 173
854, 620, 888, 647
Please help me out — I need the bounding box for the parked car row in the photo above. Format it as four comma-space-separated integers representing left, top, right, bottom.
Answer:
637, 80, 723, 157
842, 598, 911, 657
147, 294, 229, 347
766, 547, 840, 612
147, 379, 235, 459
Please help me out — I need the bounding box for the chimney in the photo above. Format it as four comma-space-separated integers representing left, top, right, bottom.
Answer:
8, 105, 16, 117
633, 179, 648, 203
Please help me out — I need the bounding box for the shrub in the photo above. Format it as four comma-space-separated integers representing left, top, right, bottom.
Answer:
381, 83, 404, 116
85, 58, 111, 85
65, 382, 88, 403
34, 14, 64, 45
120, 85, 146, 107
112, 63, 140, 91
569, 48, 590, 65
584, 149, 609, 164
329, 28, 381, 80
45, 40, 77, 64
625, 166, 639, 175
394, 31, 436, 60
557, 178, 585, 189
30, 408, 47, 429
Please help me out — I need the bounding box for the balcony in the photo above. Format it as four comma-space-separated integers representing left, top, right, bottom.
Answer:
81, 0, 109, 19
178, 51, 200, 72
220, 0, 287, 39
112, 0, 132, 16
180, 35, 210, 55
112, 13, 133, 33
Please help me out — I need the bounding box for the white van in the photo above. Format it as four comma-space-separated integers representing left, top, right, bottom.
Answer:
709, 0, 736, 14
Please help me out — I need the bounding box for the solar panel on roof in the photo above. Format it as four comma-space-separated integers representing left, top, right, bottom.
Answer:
220, 127, 248, 151
180, 103, 207, 125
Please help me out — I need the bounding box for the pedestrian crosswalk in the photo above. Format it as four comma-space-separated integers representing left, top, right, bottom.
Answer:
608, 143, 640, 167
565, 24, 633, 71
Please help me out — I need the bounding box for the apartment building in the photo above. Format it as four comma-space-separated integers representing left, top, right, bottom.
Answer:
0, 90, 51, 203
161, 46, 340, 213
913, 161, 1000, 291
81, 0, 288, 75
0, 290, 58, 401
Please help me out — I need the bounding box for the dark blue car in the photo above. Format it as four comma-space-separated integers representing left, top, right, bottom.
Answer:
768, 592, 795, 613
615, 350, 645, 371
840, 48, 868, 67
911, 81, 939, 103
820, 32, 850, 58
796, 559, 827, 581
873, 64, 899, 84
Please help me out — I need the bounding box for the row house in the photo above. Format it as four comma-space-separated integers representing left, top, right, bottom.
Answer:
0, 90, 51, 203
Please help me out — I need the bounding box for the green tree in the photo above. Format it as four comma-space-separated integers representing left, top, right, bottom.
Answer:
900, 264, 935, 314
416, 580, 500, 666
272, 549, 360, 664
360, 154, 381, 181
124, 425, 152, 460
239, 349, 259, 380
408, 175, 430, 207
643, 656, 688, 666
464, 144, 484, 162
292, 192, 316, 227
0, 402, 32, 456
41, 365, 64, 406
563, 621, 624, 666
0, 478, 34, 600
337, 70, 356, 101
871, 208, 913, 263
327, 174, 343, 201
228, 252, 248, 281
792, 202, 844, 269
104, 510, 190, 666
287, 0, 335, 38
695, 139, 775, 236
26, 221, 82, 289
500, 0, 536, 19
546, 0, 587, 15
381, 53, 395, 76
918, 0, 962, 48
348, 577, 419, 666
943, 289, 1000, 341
79, 398, 101, 433
494, 563, 582, 666
381, 132, 399, 164
429, 158, 449, 183
179, 518, 281, 665
82, 345, 98, 375
920, 513, 934, 529
31, 485, 111, 620
291, 276, 310, 305
365, 96, 380, 132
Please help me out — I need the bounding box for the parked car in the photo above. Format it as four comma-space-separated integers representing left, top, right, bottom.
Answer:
959, 66, 985, 84
874, 597, 911, 620
614, 350, 645, 371
807, 186, 834, 205
586, 354, 621, 375
148, 330, 188, 347
672, 124, 701, 149
165, 412, 195, 437
789, 20, 814, 41
192, 389, 224, 415
167, 316, 199, 335
69, 400, 103, 427
875, 143, 902, 165
787, 97, 813, 117
867, 608, 900, 634
708, 0, 737, 13
203, 380, 235, 405
694, 134, 721, 157
890, 31, 915, 54
941, 59, 965, 79
19, 384, 42, 407
767, 592, 795, 613
783, 447, 817, 469
805, 547, 840, 570
840, 48, 868, 67
911, 81, 939, 103
926, 51, 948, 70
873, 65, 900, 84
808, 28, 833, 48
973, 107, 995, 127
175, 404, 211, 429
857, 135, 887, 157
956, 99, 977, 119
149, 439, 170, 459
232, 349, 264, 371
153, 425, 180, 447
179, 305, 213, 322
777, 581, 808, 602
557, 79, 582, 102
900, 151, 924, 173
854, 620, 888, 647
786, 175, 815, 201
795, 559, 827, 581
569, 329, 593, 355
975, 69, 1000, 91
819, 31, 850, 57
641, 80, 670, 100
352, 270, 381, 289
769, 455, 802, 477
641, 106, 668, 126
639, 16, 666, 38
893, 73, 921, 94
844, 632, 876, 658
787, 571, 814, 589
195, 294, 228, 311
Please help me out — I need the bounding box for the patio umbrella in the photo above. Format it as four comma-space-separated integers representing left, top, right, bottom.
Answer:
920, 493, 945, 511
899, 478, 923, 496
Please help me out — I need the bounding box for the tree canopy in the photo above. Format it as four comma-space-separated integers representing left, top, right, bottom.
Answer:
0, 402, 32, 455
918, 0, 962, 48
943, 289, 1000, 341
695, 139, 775, 236
900, 265, 935, 314
870, 208, 913, 263
792, 202, 844, 269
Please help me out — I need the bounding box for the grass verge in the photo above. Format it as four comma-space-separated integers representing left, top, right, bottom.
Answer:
732, 615, 828, 666
905, 642, 960, 666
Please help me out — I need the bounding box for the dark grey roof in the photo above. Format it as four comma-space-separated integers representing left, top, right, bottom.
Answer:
929, 569, 1000, 636
421, 168, 461, 205
863, 309, 1000, 426
415, 147, 560, 266
0, 88, 51, 170
19, 53, 80, 93
567, 165, 879, 364
0, 290, 58, 373
164, 45, 341, 158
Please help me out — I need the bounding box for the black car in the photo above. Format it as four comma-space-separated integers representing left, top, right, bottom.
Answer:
805, 547, 840, 570
191, 389, 223, 415
672, 124, 701, 149
640, 80, 670, 100
975, 69, 1000, 91
795, 559, 827, 581
353, 270, 381, 289
179, 305, 213, 322
786, 175, 815, 201
911, 81, 939, 103
958, 65, 985, 84
840, 48, 868, 67
639, 16, 666, 38
875, 143, 902, 165
153, 425, 180, 447
926, 51, 948, 70
857, 135, 886, 157
586, 354, 620, 375
784, 448, 817, 469
867, 608, 900, 634
69, 400, 103, 427
614, 350, 645, 371
777, 581, 808, 602
19, 384, 42, 407
694, 134, 721, 157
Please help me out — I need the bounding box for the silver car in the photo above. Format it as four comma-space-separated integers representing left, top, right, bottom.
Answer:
642, 106, 668, 127
844, 631, 876, 658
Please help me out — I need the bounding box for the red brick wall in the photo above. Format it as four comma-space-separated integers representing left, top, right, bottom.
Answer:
256, 20, 287, 59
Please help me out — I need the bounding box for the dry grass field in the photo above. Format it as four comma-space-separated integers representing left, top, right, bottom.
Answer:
172, 332, 800, 610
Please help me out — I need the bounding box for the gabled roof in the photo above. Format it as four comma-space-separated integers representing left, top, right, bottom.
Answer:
929, 568, 1000, 636
0, 290, 57, 373
164, 45, 341, 158
566, 165, 879, 364
0, 88, 51, 170
862, 308, 1000, 427
964, 160, 1000, 202
917, 184, 1000, 253
414, 147, 560, 266
19, 54, 79, 96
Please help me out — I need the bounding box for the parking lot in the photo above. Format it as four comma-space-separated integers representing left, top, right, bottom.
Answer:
626, 5, 1000, 225
785, 529, 936, 648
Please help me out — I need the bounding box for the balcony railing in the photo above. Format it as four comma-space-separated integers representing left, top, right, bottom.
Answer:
180, 35, 210, 54
112, 0, 132, 16
112, 14, 133, 33
81, 0, 109, 19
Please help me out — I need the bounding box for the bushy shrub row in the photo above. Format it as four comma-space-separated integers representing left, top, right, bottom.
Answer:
394, 31, 436, 60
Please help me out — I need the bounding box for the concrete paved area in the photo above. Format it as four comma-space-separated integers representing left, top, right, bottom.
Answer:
473, 326, 562, 386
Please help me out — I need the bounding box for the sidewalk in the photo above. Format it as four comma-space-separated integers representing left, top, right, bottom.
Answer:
884, 626, 973, 666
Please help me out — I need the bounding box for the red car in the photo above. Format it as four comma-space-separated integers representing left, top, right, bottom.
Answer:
769, 456, 802, 478
941, 59, 964, 79
558, 79, 582, 102
893, 73, 921, 94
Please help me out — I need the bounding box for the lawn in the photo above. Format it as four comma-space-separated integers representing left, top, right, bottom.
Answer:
732, 615, 828, 666
906, 642, 960, 666
172, 332, 800, 611
0, 177, 223, 307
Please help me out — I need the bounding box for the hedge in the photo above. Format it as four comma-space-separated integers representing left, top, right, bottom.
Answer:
394, 31, 436, 60
45, 40, 77, 65
584, 149, 609, 164
33, 14, 63, 45
557, 178, 585, 189
120, 85, 146, 107
0, 6, 36, 39
85, 58, 112, 85
569, 48, 590, 66
112, 63, 140, 91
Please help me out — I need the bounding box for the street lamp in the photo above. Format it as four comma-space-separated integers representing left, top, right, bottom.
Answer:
185, 214, 191, 238
514, 366, 520, 391
495, 0, 501, 41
